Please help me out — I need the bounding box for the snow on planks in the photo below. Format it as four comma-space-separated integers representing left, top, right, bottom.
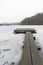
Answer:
19, 32, 43, 65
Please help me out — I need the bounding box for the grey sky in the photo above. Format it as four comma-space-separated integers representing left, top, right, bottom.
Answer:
0, 0, 43, 23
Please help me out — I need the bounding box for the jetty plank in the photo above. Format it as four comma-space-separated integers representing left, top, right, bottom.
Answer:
29, 32, 43, 65
19, 32, 32, 65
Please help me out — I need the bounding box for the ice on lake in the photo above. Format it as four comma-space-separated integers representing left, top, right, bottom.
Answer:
0, 25, 43, 65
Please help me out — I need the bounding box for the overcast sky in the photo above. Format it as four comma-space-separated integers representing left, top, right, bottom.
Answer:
0, 0, 43, 23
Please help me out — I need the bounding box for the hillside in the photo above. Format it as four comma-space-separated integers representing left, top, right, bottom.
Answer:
21, 13, 43, 25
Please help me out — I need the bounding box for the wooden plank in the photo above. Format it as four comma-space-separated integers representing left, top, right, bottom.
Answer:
29, 32, 43, 65
19, 32, 32, 65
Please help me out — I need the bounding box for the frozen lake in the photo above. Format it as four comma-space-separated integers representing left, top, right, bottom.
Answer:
0, 25, 43, 65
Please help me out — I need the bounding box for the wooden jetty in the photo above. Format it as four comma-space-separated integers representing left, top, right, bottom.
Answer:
14, 28, 36, 34
19, 32, 43, 65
